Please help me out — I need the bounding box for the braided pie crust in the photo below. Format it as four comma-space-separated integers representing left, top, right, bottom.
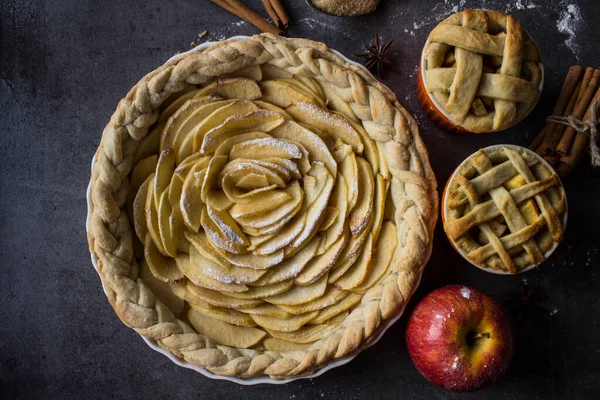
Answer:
87, 34, 438, 379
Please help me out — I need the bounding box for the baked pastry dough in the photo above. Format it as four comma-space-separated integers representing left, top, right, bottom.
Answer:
423, 9, 542, 133
443, 146, 566, 274
87, 34, 437, 379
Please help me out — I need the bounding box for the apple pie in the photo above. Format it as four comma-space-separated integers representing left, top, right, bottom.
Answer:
421, 9, 542, 133
443, 146, 566, 274
87, 34, 437, 379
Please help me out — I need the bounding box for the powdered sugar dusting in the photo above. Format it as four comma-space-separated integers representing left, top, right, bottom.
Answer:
556, 3, 583, 60
460, 287, 471, 299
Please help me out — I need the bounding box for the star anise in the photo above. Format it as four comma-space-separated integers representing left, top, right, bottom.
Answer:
357, 34, 395, 78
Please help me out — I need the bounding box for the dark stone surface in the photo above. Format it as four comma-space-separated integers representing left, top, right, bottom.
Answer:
1, 0, 599, 398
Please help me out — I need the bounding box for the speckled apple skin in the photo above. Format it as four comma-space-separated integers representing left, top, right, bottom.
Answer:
406, 285, 515, 392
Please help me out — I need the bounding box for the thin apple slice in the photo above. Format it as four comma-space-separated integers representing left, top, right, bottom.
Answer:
296, 77, 326, 101
144, 234, 184, 282
189, 302, 256, 327
318, 207, 339, 233
153, 149, 176, 205
235, 182, 302, 230
206, 191, 233, 212
318, 81, 358, 122
188, 100, 259, 154
157, 190, 177, 257
334, 147, 359, 212
237, 303, 291, 319
286, 102, 364, 154
294, 229, 349, 285
194, 78, 262, 101
139, 259, 185, 317
206, 204, 249, 248
200, 155, 228, 203
349, 157, 375, 235
327, 216, 373, 283
220, 65, 263, 81
254, 100, 293, 119
130, 155, 158, 199
309, 293, 361, 325
227, 280, 294, 300
318, 174, 348, 251
214, 131, 271, 156
175, 254, 248, 293
270, 121, 337, 176
253, 237, 321, 285
188, 309, 266, 348
230, 190, 292, 219
201, 110, 285, 154
353, 221, 398, 293
145, 177, 168, 256
263, 338, 311, 352
133, 176, 151, 242
333, 234, 374, 290
158, 89, 202, 122
180, 159, 209, 232
278, 285, 348, 315
259, 80, 321, 108
174, 152, 207, 180
266, 312, 345, 343
252, 212, 306, 256
260, 64, 293, 79
265, 273, 328, 306
220, 248, 284, 270
371, 174, 388, 243
250, 310, 319, 332
239, 199, 302, 237
230, 137, 302, 160
347, 117, 379, 174
189, 244, 266, 284
200, 208, 246, 254
186, 280, 263, 309
161, 99, 232, 152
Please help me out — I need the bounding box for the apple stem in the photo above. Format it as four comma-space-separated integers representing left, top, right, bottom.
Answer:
472, 332, 491, 339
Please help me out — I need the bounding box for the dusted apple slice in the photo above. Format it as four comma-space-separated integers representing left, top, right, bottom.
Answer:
206, 204, 249, 248
265, 273, 328, 306
308, 293, 362, 325
334, 146, 359, 212
158, 89, 203, 123
206, 191, 234, 212
254, 100, 293, 119
226, 280, 293, 300
229, 190, 292, 219
153, 149, 176, 205
270, 121, 337, 176
189, 245, 266, 284
201, 110, 285, 154
294, 229, 348, 285
235, 182, 303, 230
130, 155, 158, 200
220, 248, 284, 270
318, 174, 349, 252
194, 78, 262, 101
253, 235, 320, 285
189, 302, 256, 327
266, 312, 345, 343
318, 81, 358, 122
230, 137, 302, 161
237, 303, 291, 319
144, 234, 184, 282
175, 254, 248, 293
134, 122, 163, 165
278, 285, 348, 315
214, 131, 271, 156
145, 177, 168, 256
188, 309, 266, 348
349, 157, 375, 235
286, 102, 364, 154
251, 310, 319, 332
259, 80, 321, 108
180, 158, 210, 232
133, 176, 151, 242
186, 281, 263, 309
353, 221, 398, 293
157, 190, 177, 257
332, 233, 374, 290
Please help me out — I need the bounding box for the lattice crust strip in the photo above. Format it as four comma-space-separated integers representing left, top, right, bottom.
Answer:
87, 34, 438, 379
424, 9, 542, 132
444, 146, 565, 273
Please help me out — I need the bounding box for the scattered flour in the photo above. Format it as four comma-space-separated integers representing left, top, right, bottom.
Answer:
460, 287, 471, 299
556, 3, 583, 60
505, 0, 539, 12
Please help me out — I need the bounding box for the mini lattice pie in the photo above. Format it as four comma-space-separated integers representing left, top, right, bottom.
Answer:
443, 146, 566, 274
87, 35, 437, 379
423, 9, 542, 133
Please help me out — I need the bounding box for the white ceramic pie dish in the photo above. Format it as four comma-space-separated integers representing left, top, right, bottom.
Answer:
441, 144, 568, 275
86, 36, 430, 384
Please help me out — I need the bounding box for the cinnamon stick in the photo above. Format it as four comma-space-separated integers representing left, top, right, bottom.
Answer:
557, 85, 600, 175
210, 0, 282, 35
556, 68, 600, 156
533, 65, 583, 154
269, 0, 289, 28
261, 0, 280, 27
537, 80, 582, 160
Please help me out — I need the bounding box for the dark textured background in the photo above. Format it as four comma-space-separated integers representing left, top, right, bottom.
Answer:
1, 0, 599, 398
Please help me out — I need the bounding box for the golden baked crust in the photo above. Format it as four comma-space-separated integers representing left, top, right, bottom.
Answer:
87, 34, 438, 379
444, 146, 565, 274
423, 9, 542, 133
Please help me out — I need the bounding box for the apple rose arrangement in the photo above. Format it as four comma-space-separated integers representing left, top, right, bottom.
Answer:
129, 76, 398, 350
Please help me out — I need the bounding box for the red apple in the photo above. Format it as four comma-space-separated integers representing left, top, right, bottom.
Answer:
406, 285, 514, 392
